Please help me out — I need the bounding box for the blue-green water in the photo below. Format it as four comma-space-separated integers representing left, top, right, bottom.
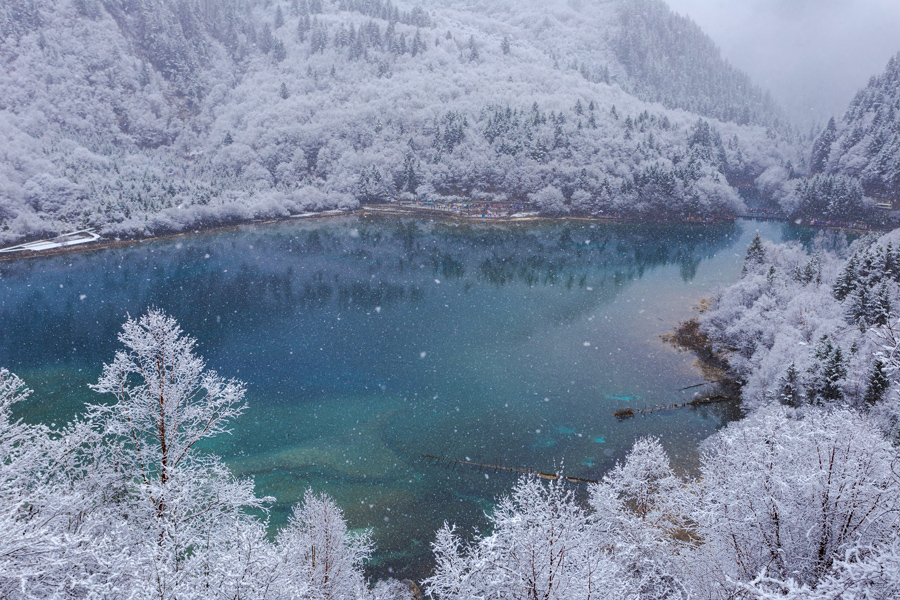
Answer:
0, 216, 810, 579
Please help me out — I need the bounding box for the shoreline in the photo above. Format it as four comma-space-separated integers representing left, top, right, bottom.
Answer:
660, 307, 742, 406
0, 205, 728, 263
0, 209, 357, 263
0, 203, 887, 263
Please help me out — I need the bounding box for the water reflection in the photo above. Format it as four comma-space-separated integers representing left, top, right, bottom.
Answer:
0, 216, 797, 581
2, 218, 737, 361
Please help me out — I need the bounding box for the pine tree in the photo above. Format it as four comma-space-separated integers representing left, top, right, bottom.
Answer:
396, 150, 420, 194
873, 282, 891, 326
742, 233, 766, 275
139, 61, 151, 87
795, 252, 820, 284
883, 242, 895, 279
845, 285, 871, 328
810, 117, 837, 174
273, 38, 287, 62
892, 244, 900, 282
833, 255, 858, 301
275, 5, 285, 29
467, 35, 479, 62
223, 132, 234, 146
777, 363, 804, 407
310, 23, 328, 53
863, 359, 890, 406
259, 23, 274, 54
810, 337, 846, 404
297, 14, 311, 42
411, 29, 423, 56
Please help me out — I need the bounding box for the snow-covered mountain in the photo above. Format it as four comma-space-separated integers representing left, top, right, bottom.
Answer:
0, 0, 802, 243
810, 51, 900, 203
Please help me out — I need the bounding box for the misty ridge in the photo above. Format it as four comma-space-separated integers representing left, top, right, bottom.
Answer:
4, 0, 896, 245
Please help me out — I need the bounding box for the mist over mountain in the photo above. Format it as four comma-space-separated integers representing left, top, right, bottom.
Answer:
611, 0, 782, 128
810, 52, 900, 203
0, 0, 804, 244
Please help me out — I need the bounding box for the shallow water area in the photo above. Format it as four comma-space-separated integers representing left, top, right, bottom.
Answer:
0, 215, 811, 580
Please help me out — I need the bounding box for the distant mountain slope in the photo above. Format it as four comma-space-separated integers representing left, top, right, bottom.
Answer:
419, 0, 782, 127
0, 0, 799, 244
811, 52, 900, 202
613, 0, 782, 128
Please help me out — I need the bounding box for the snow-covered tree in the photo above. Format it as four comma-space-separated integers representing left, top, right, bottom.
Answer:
90, 308, 252, 511
83, 309, 271, 599
590, 438, 690, 600
808, 117, 836, 175
742, 232, 767, 275
0, 369, 62, 597
427, 476, 627, 600
687, 406, 899, 597
599, 437, 680, 525
274, 490, 372, 600
0, 311, 377, 599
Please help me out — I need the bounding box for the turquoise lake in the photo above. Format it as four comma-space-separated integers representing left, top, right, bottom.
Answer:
0, 216, 813, 579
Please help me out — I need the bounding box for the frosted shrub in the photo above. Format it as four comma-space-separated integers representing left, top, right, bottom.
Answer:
687, 406, 899, 598
427, 476, 627, 600
591, 437, 690, 600
0, 369, 59, 597
274, 490, 372, 600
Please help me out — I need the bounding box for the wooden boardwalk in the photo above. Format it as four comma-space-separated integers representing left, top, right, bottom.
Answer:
0, 229, 101, 254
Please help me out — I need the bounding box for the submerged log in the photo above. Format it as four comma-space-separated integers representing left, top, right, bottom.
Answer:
611, 394, 735, 418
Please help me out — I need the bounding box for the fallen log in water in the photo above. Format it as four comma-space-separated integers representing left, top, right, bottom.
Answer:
676, 382, 712, 392
612, 395, 734, 418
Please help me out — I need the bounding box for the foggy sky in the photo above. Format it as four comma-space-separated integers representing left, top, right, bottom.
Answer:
664, 0, 900, 127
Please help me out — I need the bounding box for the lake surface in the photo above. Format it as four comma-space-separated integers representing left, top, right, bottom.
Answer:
0, 216, 812, 579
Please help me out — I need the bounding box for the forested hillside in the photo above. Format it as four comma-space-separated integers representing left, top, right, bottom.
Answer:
613, 0, 782, 128
810, 52, 900, 203
699, 230, 899, 418
0, 0, 803, 244
760, 52, 900, 225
